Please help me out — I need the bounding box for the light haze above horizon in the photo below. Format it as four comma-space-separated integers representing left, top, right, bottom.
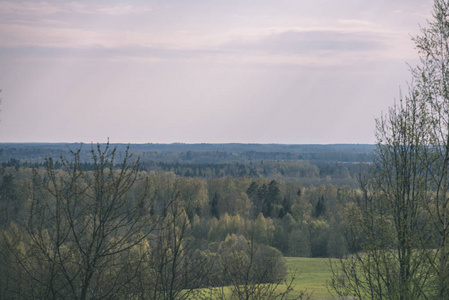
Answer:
0, 0, 433, 144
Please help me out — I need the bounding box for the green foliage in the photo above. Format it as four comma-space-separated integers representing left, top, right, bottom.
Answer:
288, 229, 311, 257
0, 140, 373, 299
330, 2, 449, 298
211, 234, 304, 300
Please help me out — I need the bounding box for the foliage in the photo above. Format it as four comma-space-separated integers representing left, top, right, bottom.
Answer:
0, 143, 352, 299
207, 234, 310, 300
6, 144, 160, 299
330, 1, 449, 299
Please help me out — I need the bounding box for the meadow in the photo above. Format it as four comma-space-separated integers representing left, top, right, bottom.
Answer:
195, 257, 336, 300
285, 257, 335, 299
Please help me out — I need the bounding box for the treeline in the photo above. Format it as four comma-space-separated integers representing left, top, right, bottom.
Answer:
0, 161, 357, 260
0, 143, 374, 164
2, 158, 369, 188
137, 150, 371, 163
143, 160, 366, 185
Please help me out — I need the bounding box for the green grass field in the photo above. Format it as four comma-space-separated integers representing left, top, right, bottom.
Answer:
284, 257, 335, 299
194, 257, 337, 299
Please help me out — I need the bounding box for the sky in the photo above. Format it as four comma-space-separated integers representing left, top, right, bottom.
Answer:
0, 0, 434, 144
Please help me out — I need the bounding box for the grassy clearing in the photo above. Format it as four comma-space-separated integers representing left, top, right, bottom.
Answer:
193, 257, 335, 299
285, 257, 335, 299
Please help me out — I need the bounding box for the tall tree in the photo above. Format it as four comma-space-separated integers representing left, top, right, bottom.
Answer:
329, 1, 449, 297
330, 93, 432, 299
7, 143, 161, 300
413, 1, 449, 296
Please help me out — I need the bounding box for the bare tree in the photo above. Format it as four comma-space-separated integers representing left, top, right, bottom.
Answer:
6, 143, 161, 300
330, 86, 434, 300
413, 1, 449, 297
330, 1, 449, 298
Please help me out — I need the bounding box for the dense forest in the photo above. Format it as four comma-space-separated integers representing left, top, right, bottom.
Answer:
0, 143, 369, 299
0, 143, 370, 257
0, 143, 373, 187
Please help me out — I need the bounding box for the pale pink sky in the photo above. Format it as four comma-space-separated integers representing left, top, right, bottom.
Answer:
0, 0, 433, 143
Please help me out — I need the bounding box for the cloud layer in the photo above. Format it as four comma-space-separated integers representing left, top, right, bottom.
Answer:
0, 0, 434, 143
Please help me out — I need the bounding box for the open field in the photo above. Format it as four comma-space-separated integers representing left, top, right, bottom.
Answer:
194, 257, 337, 299
285, 257, 335, 299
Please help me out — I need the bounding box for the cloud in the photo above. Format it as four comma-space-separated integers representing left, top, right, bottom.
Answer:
0, 1, 153, 26
337, 19, 377, 27
60, 3, 154, 16
225, 30, 387, 54
0, 29, 395, 68
0, 1, 416, 68
0, 22, 177, 49
0, 45, 223, 62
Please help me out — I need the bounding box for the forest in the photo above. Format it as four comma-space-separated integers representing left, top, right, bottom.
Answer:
0, 142, 366, 299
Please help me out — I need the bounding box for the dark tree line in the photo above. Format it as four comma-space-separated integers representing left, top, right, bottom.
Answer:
5, 158, 369, 188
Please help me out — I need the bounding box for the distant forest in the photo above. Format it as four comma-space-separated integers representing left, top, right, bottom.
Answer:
0, 143, 373, 187
0, 143, 375, 298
